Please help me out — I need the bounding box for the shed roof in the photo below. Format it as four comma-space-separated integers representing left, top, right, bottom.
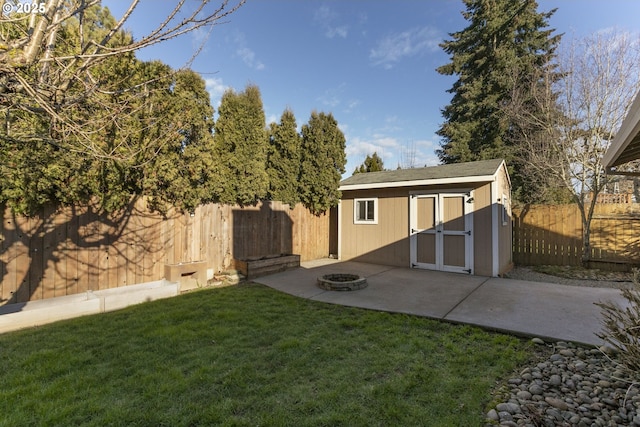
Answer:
339, 159, 506, 191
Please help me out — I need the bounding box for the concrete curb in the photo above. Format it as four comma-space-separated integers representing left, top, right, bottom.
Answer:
0, 280, 180, 334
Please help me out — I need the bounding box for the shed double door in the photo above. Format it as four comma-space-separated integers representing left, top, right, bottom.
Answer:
410, 193, 473, 274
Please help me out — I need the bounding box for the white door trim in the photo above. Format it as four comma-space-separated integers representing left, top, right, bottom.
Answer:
337, 200, 342, 260
409, 193, 438, 270
410, 191, 474, 274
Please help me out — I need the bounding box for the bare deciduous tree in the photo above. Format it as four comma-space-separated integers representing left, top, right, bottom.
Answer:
0, 0, 244, 161
507, 30, 640, 264
399, 140, 417, 169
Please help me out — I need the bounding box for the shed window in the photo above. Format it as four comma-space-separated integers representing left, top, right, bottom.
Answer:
354, 198, 378, 224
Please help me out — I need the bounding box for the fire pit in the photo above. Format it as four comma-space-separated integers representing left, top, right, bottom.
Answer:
317, 273, 367, 291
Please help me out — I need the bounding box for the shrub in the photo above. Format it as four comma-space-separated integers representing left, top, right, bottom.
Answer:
596, 269, 640, 378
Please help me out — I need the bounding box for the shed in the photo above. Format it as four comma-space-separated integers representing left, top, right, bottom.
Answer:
337, 159, 512, 277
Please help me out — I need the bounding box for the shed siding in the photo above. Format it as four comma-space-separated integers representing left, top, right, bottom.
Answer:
472, 184, 493, 276
341, 182, 497, 274
340, 188, 409, 266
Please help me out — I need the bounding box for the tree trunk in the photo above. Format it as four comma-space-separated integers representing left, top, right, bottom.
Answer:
579, 195, 598, 267
582, 219, 591, 266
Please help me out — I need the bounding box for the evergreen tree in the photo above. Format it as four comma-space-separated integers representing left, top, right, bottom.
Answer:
299, 111, 346, 214
0, 4, 220, 214
143, 69, 218, 212
213, 85, 269, 206
266, 109, 302, 206
354, 165, 367, 174
1, 0, 243, 163
436, 0, 560, 178
353, 152, 385, 174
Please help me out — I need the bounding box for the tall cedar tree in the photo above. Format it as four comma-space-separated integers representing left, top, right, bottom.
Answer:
266, 109, 302, 206
353, 152, 385, 174
299, 112, 346, 214
436, 0, 560, 197
144, 69, 217, 212
213, 85, 269, 206
90, 61, 217, 213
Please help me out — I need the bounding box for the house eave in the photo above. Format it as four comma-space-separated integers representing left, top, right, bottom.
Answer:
603, 89, 640, 168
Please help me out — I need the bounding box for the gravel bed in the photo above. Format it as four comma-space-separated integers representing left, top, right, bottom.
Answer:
487, 267, 638, 426
486, 340, 640, 427
504, 266, 633, 290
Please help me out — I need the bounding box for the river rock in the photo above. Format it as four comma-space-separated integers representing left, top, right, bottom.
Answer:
496, 402, 520, 414
528, 384, 544, 395
549, 374, 562, 386
545, 396, 569, 410
486, 341, 640, 426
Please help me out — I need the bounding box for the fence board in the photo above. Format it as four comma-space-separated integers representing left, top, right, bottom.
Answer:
513, 203, 640, 269
76, 207, 90, 294
98, 209, 110, 289
542, 205, 550, 264
28, 216, 44, 301
64, 208, 79, 296
2, 214, 18, 303
40, 205, 56, 299
1, 199, 330, 305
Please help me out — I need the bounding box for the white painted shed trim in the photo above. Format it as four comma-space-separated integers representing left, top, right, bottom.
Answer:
339, 174, 498, 191
491, 181, 500, 277
337, 200, 342, 260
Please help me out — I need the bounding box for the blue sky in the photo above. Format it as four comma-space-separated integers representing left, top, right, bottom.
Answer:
104, 0, 640, 176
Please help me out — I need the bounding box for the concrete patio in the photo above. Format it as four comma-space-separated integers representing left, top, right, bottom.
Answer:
253, 259, 630, 347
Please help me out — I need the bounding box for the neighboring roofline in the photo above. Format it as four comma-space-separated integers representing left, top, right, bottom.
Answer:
603, 89, 640, 168
604, 169, 640, 177
339, 173, 498, 191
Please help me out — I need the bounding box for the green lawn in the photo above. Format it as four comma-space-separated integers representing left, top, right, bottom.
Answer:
0, 283, 531, 426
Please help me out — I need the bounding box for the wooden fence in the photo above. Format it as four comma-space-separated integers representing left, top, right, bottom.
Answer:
0, 199, 330, 305
513, 203, 640, 269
